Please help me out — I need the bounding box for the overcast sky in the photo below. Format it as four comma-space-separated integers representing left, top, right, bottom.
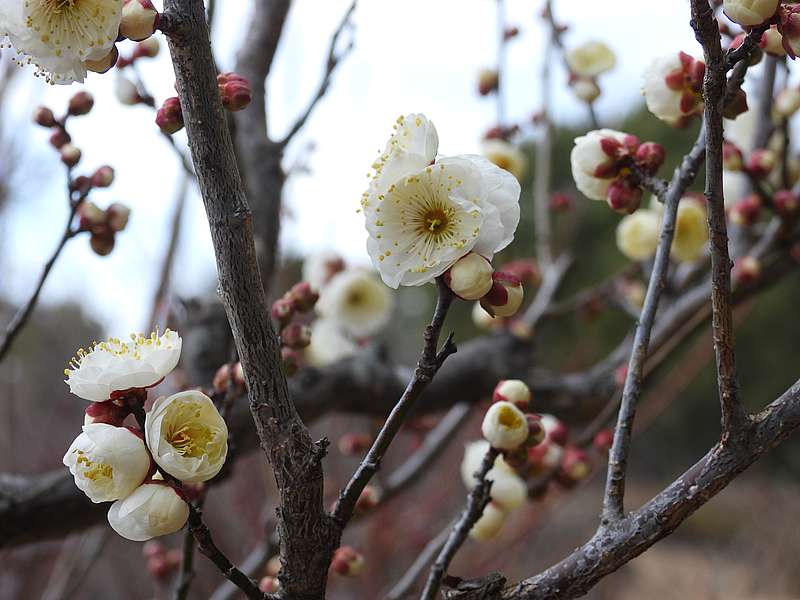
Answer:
1, 0, 703, 334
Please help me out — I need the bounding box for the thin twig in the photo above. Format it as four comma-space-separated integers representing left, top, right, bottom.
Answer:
690, 0, 749, 436
278, 1, 357, 147
332, 278, 456, 526
174, 525, 197, 600
521, 252, 573, 329
420, 447, 499, 600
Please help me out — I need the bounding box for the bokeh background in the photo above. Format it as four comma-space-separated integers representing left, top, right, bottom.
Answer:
1, 0, 799, 598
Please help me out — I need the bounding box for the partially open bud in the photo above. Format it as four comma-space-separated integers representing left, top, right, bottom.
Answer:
108, 482, 189, 541
85, 46, 119, 74
606, 178, 643, 214
218, 73, 252, 112
287, 281, 319, 312
281, 323, 311, 350
723, 0, 780, 27
114, 76, 142, 106
723, 142, 744, 171
760, 26, 787, 56
773, 189, 799, 216
746, 148, 776, 178
478, 68, 499, 96
106, 203, 130, 232
593, 428, 614, 454
492, 380, 531, 410
729, 194, 762, 227
33, 106, 57, 128
330, 546, 365, 577
469, 502, 506, 541
259, 577, 280, 593
68, 91, 94, 116
156, 97, 184, 134
734, 255, 761, 285
271, 297, 296, 326
481, 272, 524, 318
337, 432, 372, 456
121, 0, 159, 41
561, 446, 591, 482
60, 144, 82, 168
481, 401, 529, 450
444, 253, 493, 300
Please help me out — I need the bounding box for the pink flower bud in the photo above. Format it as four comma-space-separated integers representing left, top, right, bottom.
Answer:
444, 253, 493, 300
354, 485, 380, 512
492, 379, 531, 410
33, 106, 57, 128
480, 272, 524, 318
478, 69, 499, 96
49, 128, 71, 149
60, 144, 82, 168
121, 0, 159, 41
561, 446, 591, 481
90, 228, 116, 256
217, 73, 252, 112
337, 432, 372, 455
734, 255, 761, 286
142, 540, 165, 559
541, 414, 569, 446
106, 203, 130, 232
593, 428, 614, 454
773, 189, 799, 216
330, 546, 365, 577
147, 555, 176, 581
265, 555, 282, 577
503, 25, 520, 40
134, 37, 161, 59
91, 165, 115, 188
550, 192, 573, 212
728, 194, 762, 227
606, 178, 643, 214
271, 297, 296, 326
84, 46, 119, 74
499, 259, 541, 286
156, 97, 184, 134
525, 413, 545, 447
634, 142, 666, 175
287, 281, 319, 312
259, 576, 280, 593
747, 149, 776, 178
722, 142, 744, 171
68, 91, 94, 116
281, 347, 302, 376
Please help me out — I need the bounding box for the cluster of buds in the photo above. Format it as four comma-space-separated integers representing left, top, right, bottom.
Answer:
34, 93, 99, 170
271, 282, 320, 376
444, 254, 525, 319
218, 73, 253, 112
77, 199, 130, 256
142, 540, 182, 582
330, 546, 365, 577
571, 129, 666, 213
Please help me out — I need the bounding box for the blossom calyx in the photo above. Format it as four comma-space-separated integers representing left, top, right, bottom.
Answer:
480, 272, 524, 318
481, 401, 529, 450
606, 179, 643, 214
444, 253, 493, 300
120, 0, 160, 42
634, 142, 666, 175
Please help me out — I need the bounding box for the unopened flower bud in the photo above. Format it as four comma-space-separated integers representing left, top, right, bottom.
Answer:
606, 178, 642, 214
121, 0, 159, 41
281, 347, 302, 376
593, 428, 614, 454
723, 88, 749, 120
478, 68, 499, 96
734, 255, 761, 285
635, 142, 666, 175
723, 142, 744, 171
540, 414, 569, 446
142, 540, 165, 559
480, 272, 524, 318
84, 401, 129, 426
287, 281, 319, 312
471, 302, 497, 330
147, 555, 177, 581
561, 446, 591, 481
773, 189, 799, 216
469, 502, 506, 541
265, 555, 282, 577
775, 88, 800, 118
354, 485, 380, 512
259, 576, 280, 593
723, 0, 780, 27
492, 379, 531, 410
218, 73, 252, 112
503, 25, 519, 40
525, 413, 545, 447
78, 201, 106, 230
338, 432, 372, 456
481, 401, 529, 450
156, 97, 184, 134
49, 128, 71, 149
85, 46, 119, 74
728, 194, 762, 226
91, 165, 115, 188
106, 203, 130, 232
60, 144, 82, 168
33, 106, 57, 128
444, 253, 493, 300
68, 91, 94, 116
134, 37, 160, 59
271, 297, 296, 326
550, 192, 573, 211
330, 546, 364, 577
760, 26, 786, 56
90, 229, 116, 256
114, 76, 141, 106
570, 76, 601, 103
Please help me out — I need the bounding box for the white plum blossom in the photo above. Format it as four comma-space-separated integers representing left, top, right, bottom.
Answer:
362, 114, 520, 288
672, 199, 709, 263
469, 502, 506, 541
0, 0, 121, 84
570, 129, 634, 201
64, 329, 182, 402
316, 269, 393, 338
481, 402, 529, 450
481, 139, 528, 182
305, 317, 358, 367
566, 41, 616, 78
107, 483, 189, 541
460, 440, 527, 511
145, 391, 228, 484
63, 423, 151, 503
642, 53, 705, 126
616, 210, 661, 261
302, 251, 345, 291
723, 0, 780, 27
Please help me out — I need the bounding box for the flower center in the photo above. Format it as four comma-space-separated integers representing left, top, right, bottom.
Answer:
497, 406, 523, 429
423, 208, 450, 235
168, 423, 214, 458
26, 0, 114, 58
76, 452, 113, 481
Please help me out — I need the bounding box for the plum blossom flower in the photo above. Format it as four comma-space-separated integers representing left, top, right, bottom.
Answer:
63, 423, 151, 503
305, 318, 359, 367
316, 269, 394, 338
616, 210, 661, 261
145, 391, 228, 484
64, 329, 182, 402
642, 53, 705, 126
0, 0, 122, 84
469, 502, 506, 541
672, 198, 709, 262
566, 41, 616, 78
481, 139, 528, 182
460, 440, 527, 511
723, 0, 780, 27
362, 114, 520, 288
107, 482, 189, 541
